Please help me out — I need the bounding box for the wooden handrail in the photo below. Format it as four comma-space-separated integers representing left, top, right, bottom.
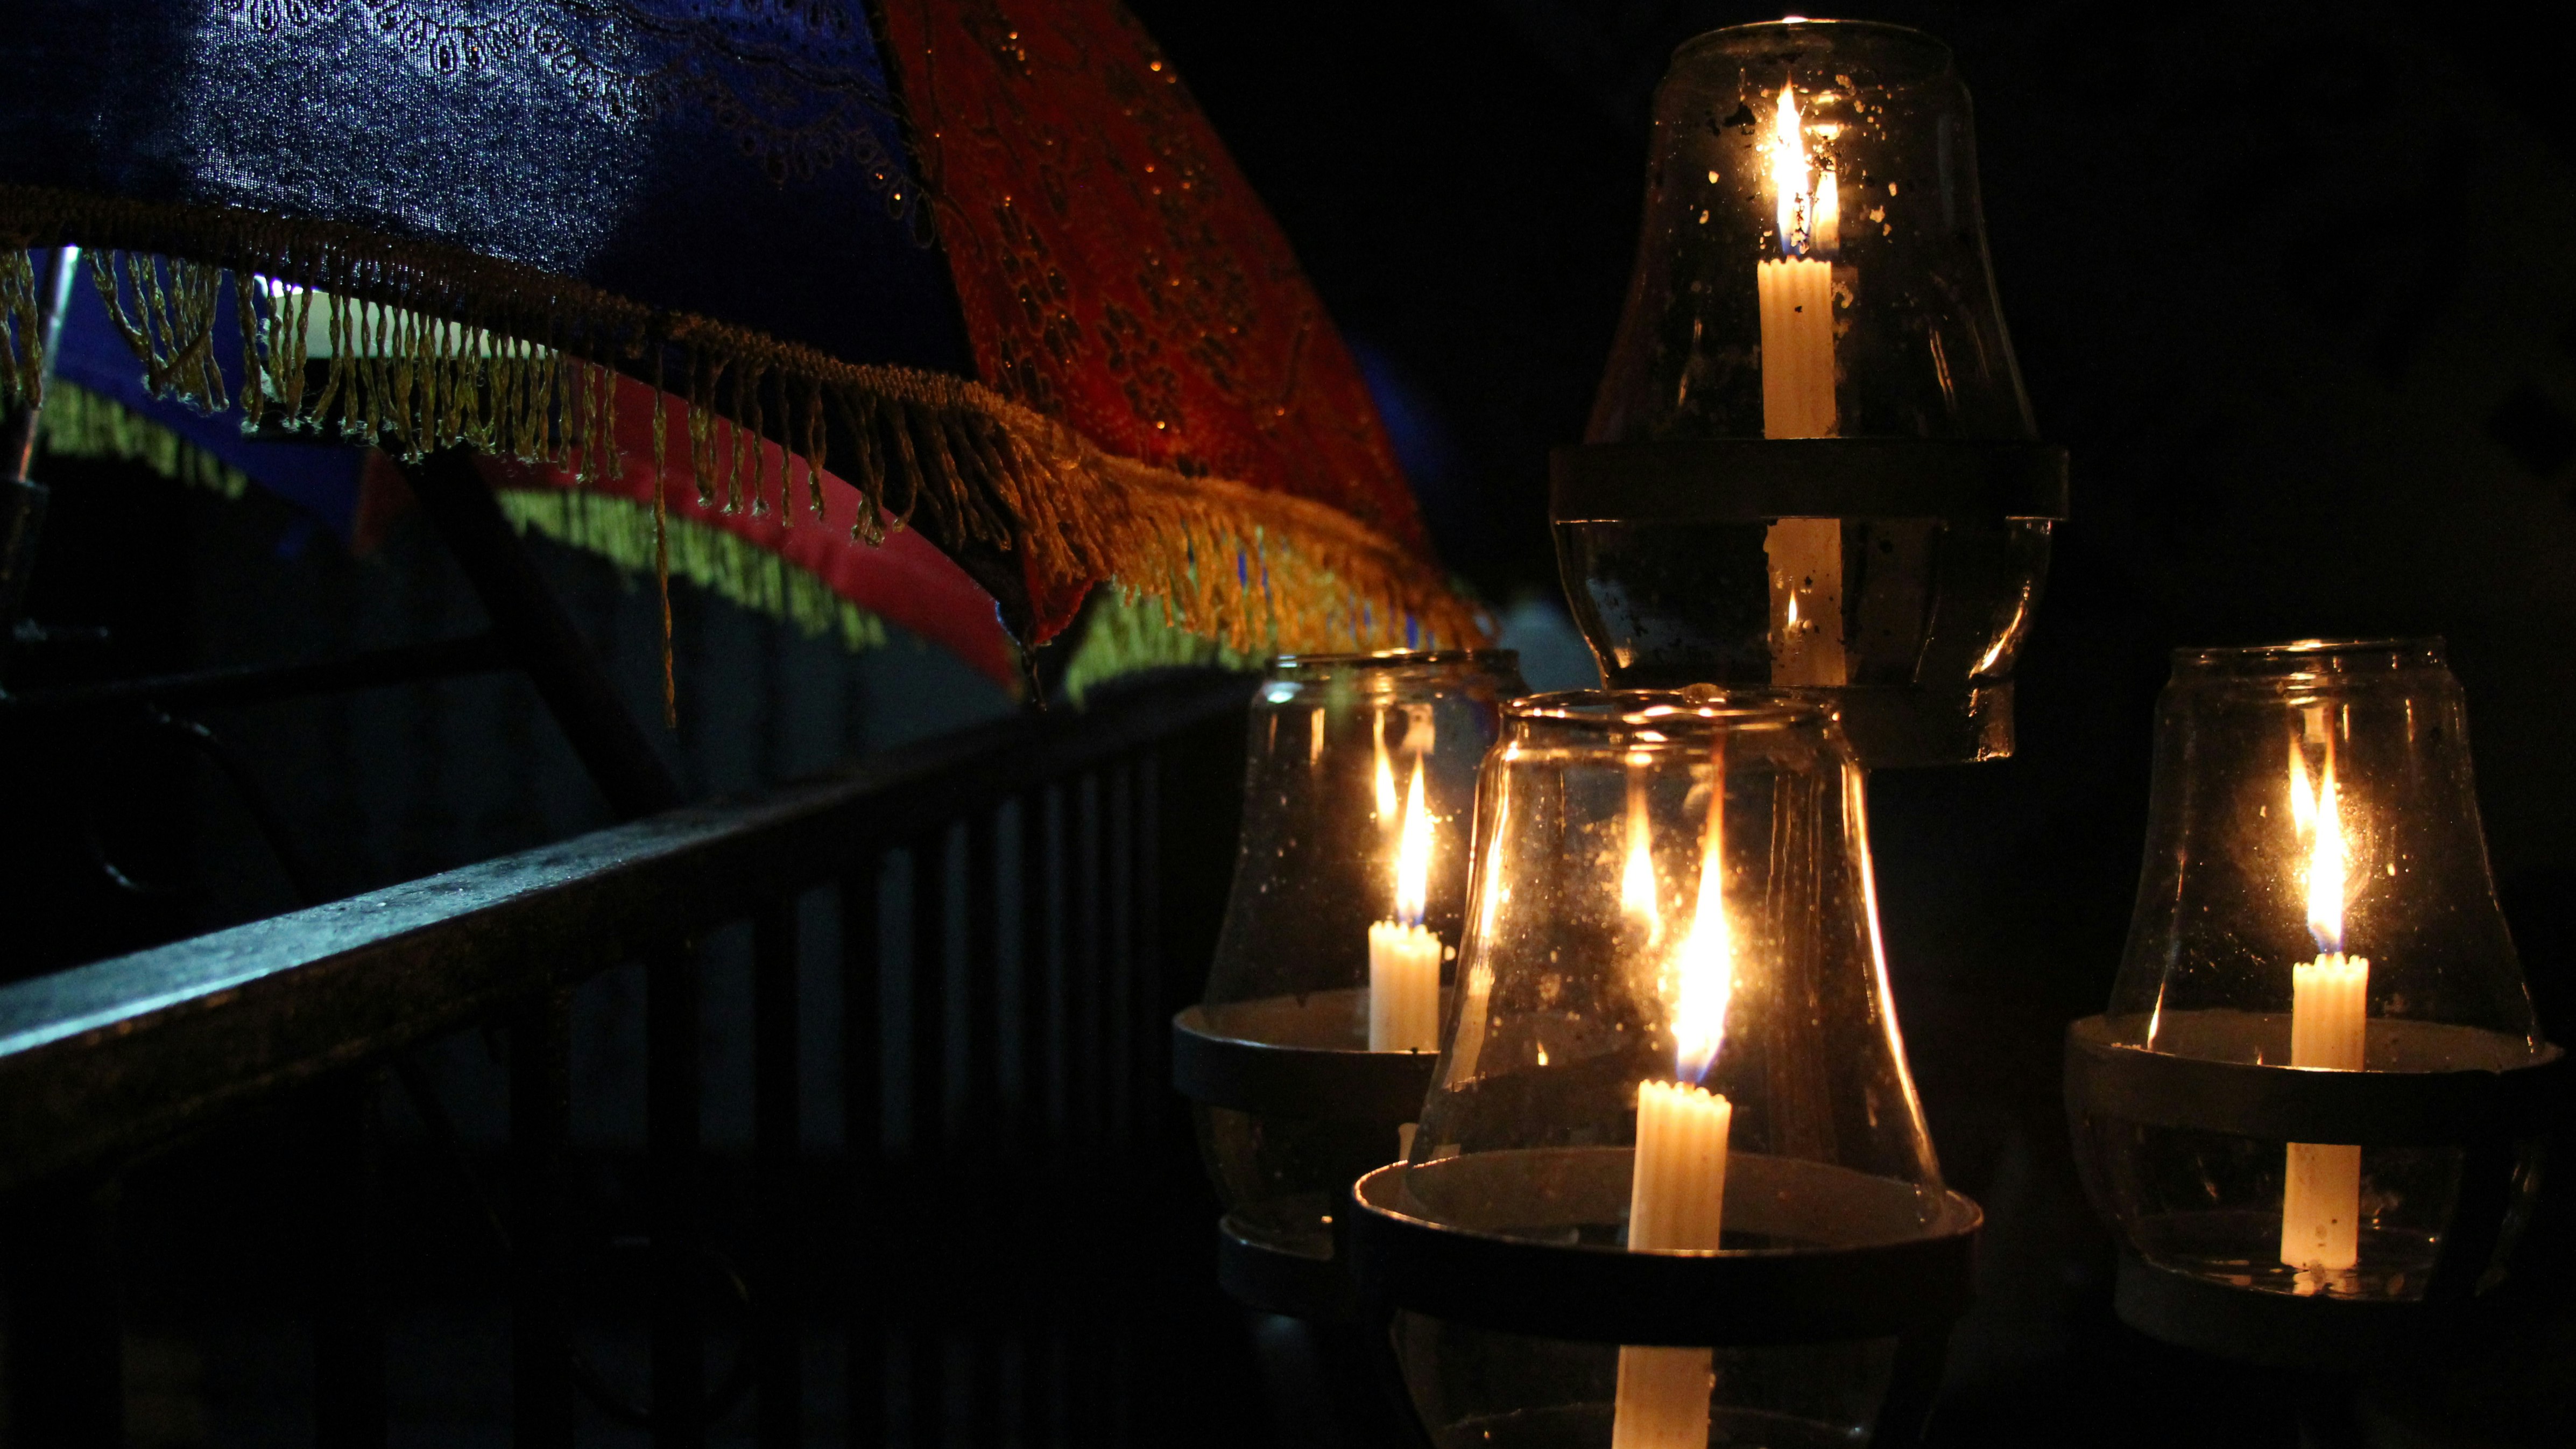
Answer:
0, 668, 1255, 1195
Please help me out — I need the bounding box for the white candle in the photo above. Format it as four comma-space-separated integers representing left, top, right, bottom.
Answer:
1614, 1081, 1731, 1449
2282, 954, 2368, 1271
1613, 773, 1734, 1449
2281, 741, 2368, 1274
1757, 258, 1836, 439
1368, 921, 1440, 1052
1629, 1079, 1733, 1251
1758, 83, 1846, 688
1370, 756, 1442, 1052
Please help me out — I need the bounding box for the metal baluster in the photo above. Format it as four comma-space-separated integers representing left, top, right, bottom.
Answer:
964, 812, 1003, 1449
1072, 770, 1110, 1449
309, 1071, 387, 1448
1073, 774, 1104, 1154
1035, 786, 1069, 1156
649, 944, 707, 1447
965, 810, 1003, 1146
1106, 758, 1135, 1156
753, 899, 802, 1448
909, 832, 949, 1446
1132, 750, 1163, 1151
0, 1180, 121, 1447
1044, 1330, 1071, 1449
1018, 789, 1053, 1156
841, 859, 885, 1449
912, 830, 951, 1163
511, 988, 576, 1448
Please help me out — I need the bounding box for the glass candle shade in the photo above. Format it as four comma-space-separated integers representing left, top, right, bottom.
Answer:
1173, 651, 1524, 1292
2069, 640, 2560, 1326
1553, 20, 2063, 768
1350, 691, 1977, 1447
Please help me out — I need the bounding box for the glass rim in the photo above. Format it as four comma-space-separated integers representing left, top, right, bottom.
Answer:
1505, 687, 1837, 733
1676, 17, 1954, 69
1266, 648, 1520, 674
2169, 636, 2446, 678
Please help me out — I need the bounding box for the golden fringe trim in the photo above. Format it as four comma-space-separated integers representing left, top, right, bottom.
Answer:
497, 488, 891, 653
38, 379, 251, 500
0, 187, 1487, 657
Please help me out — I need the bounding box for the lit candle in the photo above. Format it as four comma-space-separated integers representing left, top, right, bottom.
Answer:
1613, 759, 1733, 1449
2281, 737, 2369, 1276
1758, 81, 1847, 687
1370, 756, 1442, 1052
1758, 84, 1836, 438
1621, 751, 1664, 946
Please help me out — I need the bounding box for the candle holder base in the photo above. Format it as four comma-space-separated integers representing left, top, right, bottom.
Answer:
1176, 994, 1436, 1322
2065, 1012, 2565, 1331
2111, 1250, 2470, 1373
1549, 438, 2065, 770
1347, 1152, 1978, 1449
1346, 1151, 1979, 1346
1173, 995, 1441, 1123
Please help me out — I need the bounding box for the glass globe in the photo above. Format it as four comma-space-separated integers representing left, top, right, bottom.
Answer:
1358, 690, 1975, 1447
1554, 19, 2061, 767
1175, 650, 1525, 1284
2071, 639, 2557, 1313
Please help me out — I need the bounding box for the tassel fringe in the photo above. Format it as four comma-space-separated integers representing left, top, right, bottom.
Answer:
0, 188, 1486, 663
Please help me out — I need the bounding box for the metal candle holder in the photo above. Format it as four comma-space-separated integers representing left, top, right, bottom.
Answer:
2066, 1015, 2567, 1368
1171, 993, 1441, 1319
1341, 690, 1982, 1447
1346, 1151, 1981, 1447
2066, 638, 2565, 1370
1552, 439, 2066, 767
1176, 651, 1523, 1321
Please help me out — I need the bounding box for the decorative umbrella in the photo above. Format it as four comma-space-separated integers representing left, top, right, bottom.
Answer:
0, 0, 1482, 687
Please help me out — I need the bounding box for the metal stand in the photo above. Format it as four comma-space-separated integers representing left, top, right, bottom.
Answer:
1173, 994, 1444, 1444
1172, 993, 1440, 1320
2065, 1014, 2567, 1371
1346, 1150, 1982, 1449
1550, 437, 2068, 768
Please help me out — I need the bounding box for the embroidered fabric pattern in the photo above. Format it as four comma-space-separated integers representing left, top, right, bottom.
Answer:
224, 0, 923, 212
878, 0, 1439, 636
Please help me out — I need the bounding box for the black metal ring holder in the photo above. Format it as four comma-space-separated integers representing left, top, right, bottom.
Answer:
1171, 990, 1440, 1321
1345, 1148, 1982, 1448
2064, 1014, 2570, 1369
1550, 438, 2070, 769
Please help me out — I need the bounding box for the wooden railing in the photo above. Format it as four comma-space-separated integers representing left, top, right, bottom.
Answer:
0, 669, 1257, 1447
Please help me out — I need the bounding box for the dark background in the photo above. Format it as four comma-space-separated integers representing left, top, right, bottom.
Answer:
7, 0, 2576, 1444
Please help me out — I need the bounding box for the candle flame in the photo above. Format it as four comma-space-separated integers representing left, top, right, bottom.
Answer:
1621, 754, 1663, 943
1770, 83, 1812, 257
1669, 755, 1732, 1081
2289, 739, 2348, 955
1374, 714, 1399, 822
1394, 756, 1433, 927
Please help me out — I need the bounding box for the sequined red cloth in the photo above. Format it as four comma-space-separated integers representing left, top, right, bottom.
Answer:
878, 0, 1436, 640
